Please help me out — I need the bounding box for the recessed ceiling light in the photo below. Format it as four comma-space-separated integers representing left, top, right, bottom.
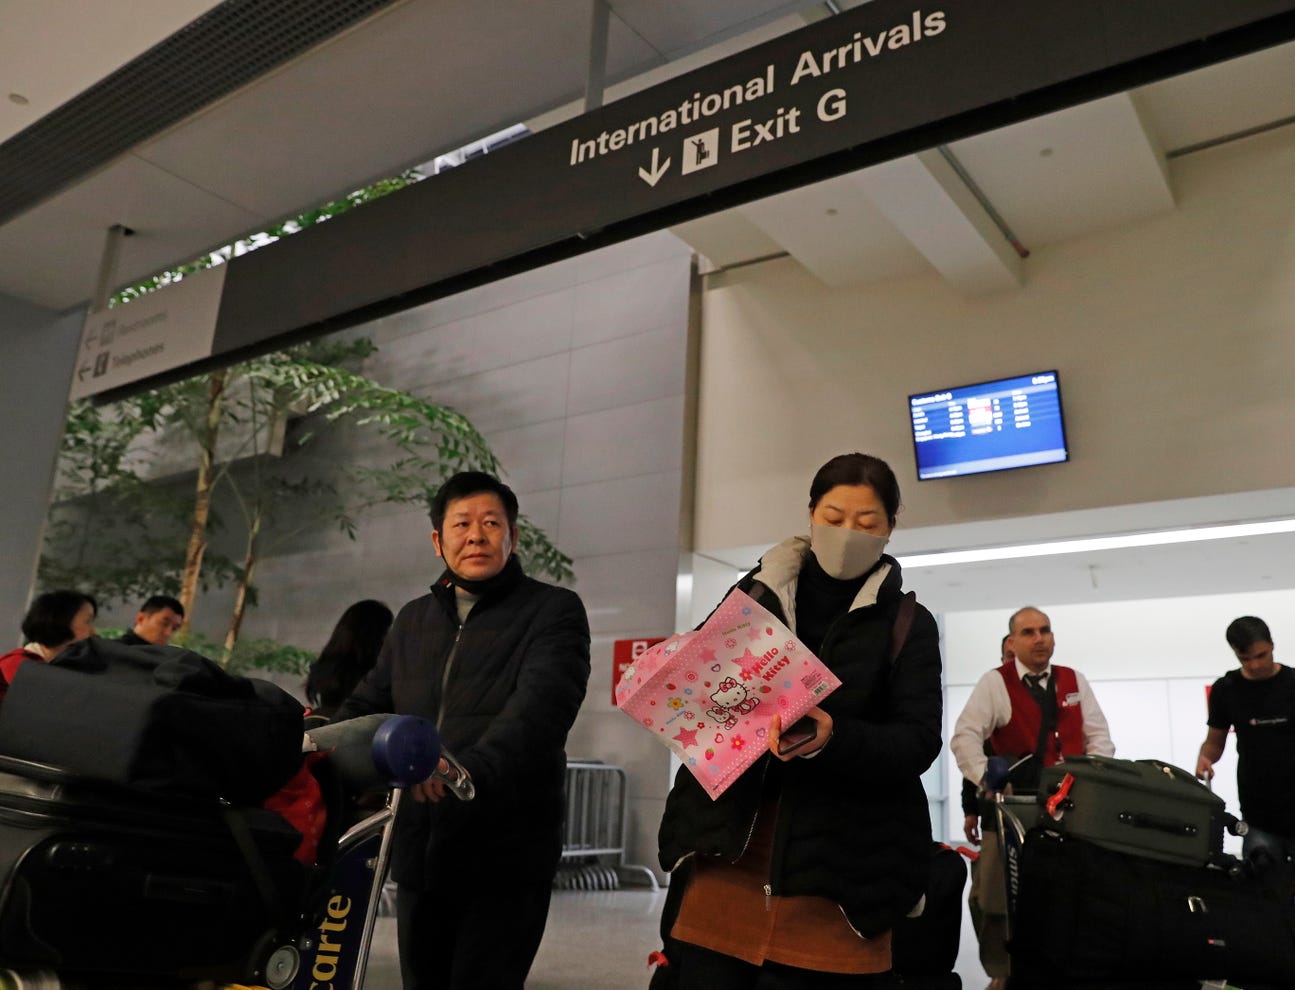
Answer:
895, 517, 1295, 569
8, 93, 30, 106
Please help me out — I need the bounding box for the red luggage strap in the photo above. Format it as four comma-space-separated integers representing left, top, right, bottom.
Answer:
1045, 771, 1075, 820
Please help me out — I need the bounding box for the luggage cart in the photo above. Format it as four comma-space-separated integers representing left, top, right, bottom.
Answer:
982, 756, 1034, 946
0, 714, 471, 990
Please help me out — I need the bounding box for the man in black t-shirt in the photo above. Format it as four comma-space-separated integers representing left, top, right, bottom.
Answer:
1196, 615, 1295, 869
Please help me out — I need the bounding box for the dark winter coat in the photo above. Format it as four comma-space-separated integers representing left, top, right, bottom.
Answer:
657, 537, 943, 937
336, 555, 591, 888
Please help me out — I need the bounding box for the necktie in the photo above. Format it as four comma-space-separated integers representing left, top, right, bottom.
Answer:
1023, 672, 1049, 708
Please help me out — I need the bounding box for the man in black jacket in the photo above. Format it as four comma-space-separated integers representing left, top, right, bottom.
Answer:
336, 471, 590, 990
118, 594, 185, 646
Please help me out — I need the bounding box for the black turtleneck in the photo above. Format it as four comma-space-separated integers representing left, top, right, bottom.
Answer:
433, 553, 525, 598
794, 551, 867, 656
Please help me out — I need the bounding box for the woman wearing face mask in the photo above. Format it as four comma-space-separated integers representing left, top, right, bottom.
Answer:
654, 452, 943, 990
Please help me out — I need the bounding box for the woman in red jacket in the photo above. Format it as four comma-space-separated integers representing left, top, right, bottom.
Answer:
0, 590, 98, 702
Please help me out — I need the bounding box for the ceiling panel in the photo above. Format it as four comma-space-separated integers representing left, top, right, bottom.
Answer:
704, 488, 1295, 613
0, 0, 223, 144
738, 171, 930, 286
0, 155, 261, 308
610, 0, 807, 58
1136, 38, 1295, 152
904, 532, 1295, 614
668, 211, 784, 270
945, 93, 1175, 251
136, 1, 604, 219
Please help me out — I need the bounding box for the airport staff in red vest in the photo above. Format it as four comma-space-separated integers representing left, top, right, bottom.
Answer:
950, 606, 1114, 990
952, 605, 1114, 796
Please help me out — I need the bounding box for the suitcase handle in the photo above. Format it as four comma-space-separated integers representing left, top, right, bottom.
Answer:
1118, 810, 1198, 837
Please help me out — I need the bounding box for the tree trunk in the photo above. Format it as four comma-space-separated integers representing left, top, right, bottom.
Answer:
222, 504, 262, 664
178, 369, 227, 631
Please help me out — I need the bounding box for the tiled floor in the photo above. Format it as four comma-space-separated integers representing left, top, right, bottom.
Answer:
362, 878, 991, 989
361, 888, 669, 989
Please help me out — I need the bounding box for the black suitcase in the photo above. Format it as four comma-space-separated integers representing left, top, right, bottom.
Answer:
0, 754, 308, 983
1037, 755, 1241, 868
0, 640, 304, 805
892, 842, 967, 985
1010, 827, 1295, 987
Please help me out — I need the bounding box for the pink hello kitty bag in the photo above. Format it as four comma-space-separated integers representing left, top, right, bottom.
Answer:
613, 588, 841, 799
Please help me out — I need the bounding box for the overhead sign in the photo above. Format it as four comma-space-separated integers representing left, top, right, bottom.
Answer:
70, 265, 227, 401
106, 0, 1295, 388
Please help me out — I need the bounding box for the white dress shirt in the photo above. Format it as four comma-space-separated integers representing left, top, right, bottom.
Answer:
951, 658, 1115, 785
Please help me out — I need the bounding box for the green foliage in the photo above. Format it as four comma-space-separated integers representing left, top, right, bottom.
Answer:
39, 395, 238, 606
249, 350, 573, 582
179, 630, 315, 678
93, 628, 312, 679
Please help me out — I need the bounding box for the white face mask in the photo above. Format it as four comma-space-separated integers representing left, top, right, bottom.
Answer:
810, 524, 888, 580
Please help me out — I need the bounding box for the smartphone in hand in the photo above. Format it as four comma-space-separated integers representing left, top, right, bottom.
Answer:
777, 715, 818, 756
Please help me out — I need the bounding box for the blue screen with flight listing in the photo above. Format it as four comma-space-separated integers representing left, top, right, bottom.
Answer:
908, 371, 1069, 480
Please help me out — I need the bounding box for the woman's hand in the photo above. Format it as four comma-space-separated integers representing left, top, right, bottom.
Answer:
768, 706, 833, 761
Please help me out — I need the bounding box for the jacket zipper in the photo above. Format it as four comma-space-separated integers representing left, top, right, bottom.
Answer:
729, 754, 771, 865
763, 783, 786, 911
436, 623, 464, 727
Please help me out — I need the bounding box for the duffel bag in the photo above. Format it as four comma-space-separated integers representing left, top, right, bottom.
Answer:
0, 637, 303, 804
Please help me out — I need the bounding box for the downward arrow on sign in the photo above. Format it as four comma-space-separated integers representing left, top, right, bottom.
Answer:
638, 148, 670, 187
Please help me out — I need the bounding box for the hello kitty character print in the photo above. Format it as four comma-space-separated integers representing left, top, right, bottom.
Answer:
707, 676, 760, 729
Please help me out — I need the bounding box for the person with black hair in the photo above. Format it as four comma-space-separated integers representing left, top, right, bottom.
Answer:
119, 594, 185, 646
1197, 615, 1295, 870
0, 589, 97, 704
335, 471, 590, 990
655, 452, 943, 989
304, 598, 393, 724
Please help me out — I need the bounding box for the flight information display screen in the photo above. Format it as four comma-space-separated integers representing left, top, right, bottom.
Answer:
908, 370, 1069, 480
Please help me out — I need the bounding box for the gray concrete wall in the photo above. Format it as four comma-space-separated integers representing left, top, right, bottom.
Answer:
0, 295, 83, 645
214, 230, 695, 875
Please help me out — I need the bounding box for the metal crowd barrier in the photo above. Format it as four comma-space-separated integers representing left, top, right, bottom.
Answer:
555, 760, 658, 891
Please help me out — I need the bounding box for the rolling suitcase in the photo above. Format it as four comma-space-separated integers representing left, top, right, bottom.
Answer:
1037, 755, 1244, 868
0, 753, 309, 983
0, 714, 467, 990
1010, 827, 1295, 988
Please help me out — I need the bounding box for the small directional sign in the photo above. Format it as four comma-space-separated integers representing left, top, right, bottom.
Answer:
70, 266, 227, 400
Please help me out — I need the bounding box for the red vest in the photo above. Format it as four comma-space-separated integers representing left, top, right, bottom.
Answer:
989, 662, 1085, 767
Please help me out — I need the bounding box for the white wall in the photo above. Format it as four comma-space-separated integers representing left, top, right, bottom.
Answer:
0, 294, 83, 642
693, 126, 1295, 552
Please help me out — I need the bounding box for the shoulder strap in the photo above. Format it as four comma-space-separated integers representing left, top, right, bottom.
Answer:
889, 590, 917, 665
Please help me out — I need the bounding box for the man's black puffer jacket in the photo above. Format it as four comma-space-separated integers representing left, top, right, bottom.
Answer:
657, 538, 943, 937
336, 555, 591, 889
